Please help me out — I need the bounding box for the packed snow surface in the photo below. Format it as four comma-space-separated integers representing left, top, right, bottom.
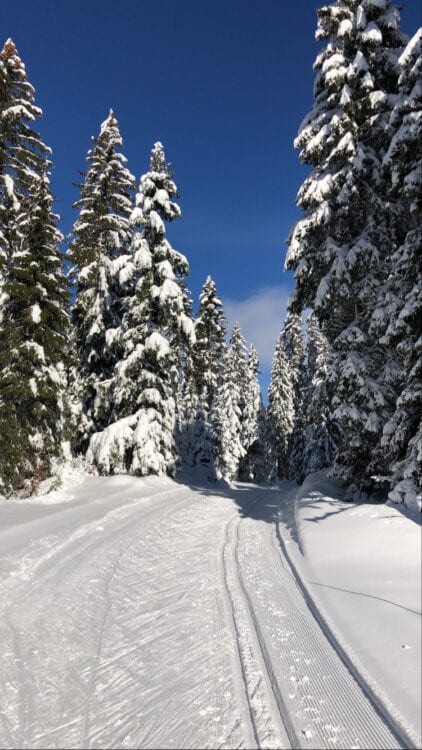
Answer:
0, 470, 420, 749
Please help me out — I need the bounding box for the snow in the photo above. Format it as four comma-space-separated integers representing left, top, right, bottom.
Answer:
361, 22, 383, 44
31, 302, 41, 323
0, 470, 419, 749
149, 209, 165, 235
398, 29, 422, 68
286, 472, 421, 748
144, 330, 171, 358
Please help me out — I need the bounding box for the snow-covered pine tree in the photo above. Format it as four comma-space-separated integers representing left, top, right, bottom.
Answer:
377, 29, 422, 509
67, 110, 136, 452
173, 279, 201, 470
300, 313, 339, 481
288, 362, 307, 483
285, 0, 407, 494
281, 311, 304, 391
87, 142, 195, 476
213, 322, 249, 480
194, 276, 227, 408
267, 334, 295, 480
250, 401, 272, 484
184, 275, 227, 473
0, 41, 69, 493
0, 39, 48, 276
238, 345, 263, 480
279, 311, 305, 481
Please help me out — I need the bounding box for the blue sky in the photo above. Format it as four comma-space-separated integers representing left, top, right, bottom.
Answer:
2, 0, 420, 396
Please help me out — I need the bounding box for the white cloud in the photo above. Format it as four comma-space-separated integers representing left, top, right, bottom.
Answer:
223, 285, 290, 369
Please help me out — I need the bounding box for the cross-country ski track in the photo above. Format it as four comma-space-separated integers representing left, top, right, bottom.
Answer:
0, 474, 418, 749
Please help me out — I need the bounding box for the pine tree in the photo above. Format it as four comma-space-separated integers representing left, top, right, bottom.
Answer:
87, 142, 195, 476
67, 110, 136, 452
238, 345, 262, 480
179, 275, 226, 474
281, 311, 304, 390
288, 363, 307, 483
267, 334, 295, 480
0, 39, 69, 493
285, 0, 406, 493
193, 276, 227, 406
279, 312, 305, 480
300, 314, 339, 481
0, 39, 49, 275
213, 323, 250, 480
378, 29, 422, 508
250, 402, 272, 484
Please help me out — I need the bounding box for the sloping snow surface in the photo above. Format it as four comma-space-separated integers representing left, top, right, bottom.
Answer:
0, 471, 420, 749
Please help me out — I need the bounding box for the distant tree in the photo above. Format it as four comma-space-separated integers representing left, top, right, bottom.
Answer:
300, 313, 339, 481
67, 110, 136, 452
213, 323, 249, 480
267, 334, 295, 480
193, 276, 227, 407
238, 345, 262, 480
179, 275, 227, 475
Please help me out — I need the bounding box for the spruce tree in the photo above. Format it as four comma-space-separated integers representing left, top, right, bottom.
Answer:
193, 276, 227, 405
88, 142, 195, 476
0, 39, 69, 492
238, 345, 262, 480
281, 311, 304, 390
68, 110, 136, 452
288, 365, 307, 483
378, 29, 422, 508
285, 0, 406, 493
0, 39, 49, 273
301, 314, 339, 481
213, 323, 250, 480
267, 334, 295, 480
179, 275, 227, 474
280, 312, 305, 480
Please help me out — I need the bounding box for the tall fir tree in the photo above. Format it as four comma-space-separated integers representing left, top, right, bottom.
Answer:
213, 323, 249, 480
285, 0, 407, 493
193, 276, 227, 408
88, 142, 195, 476
377, 29, 422, 508
267, 333, 295, 480
179, 275, 227, 474
281, 311, 304, 390
68, 110, 136, 452
0, 39, 69, 493
288, 364, 307, 483
238, 345, 264, 481
281, 311, 305, 480
300, 313, 339, 481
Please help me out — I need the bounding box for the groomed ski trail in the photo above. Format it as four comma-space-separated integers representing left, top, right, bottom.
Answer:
0, 476, 416, 749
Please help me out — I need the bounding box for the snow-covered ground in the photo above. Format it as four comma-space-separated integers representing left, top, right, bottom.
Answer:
0, 470, 420, 749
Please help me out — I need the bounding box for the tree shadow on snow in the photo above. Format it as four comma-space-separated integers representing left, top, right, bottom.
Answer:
173, 472, 304, 548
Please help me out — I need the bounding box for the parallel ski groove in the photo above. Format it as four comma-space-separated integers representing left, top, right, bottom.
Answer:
221, 489, 293, 749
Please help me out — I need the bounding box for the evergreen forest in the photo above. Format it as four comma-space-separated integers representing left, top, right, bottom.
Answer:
0, 0, 420, 510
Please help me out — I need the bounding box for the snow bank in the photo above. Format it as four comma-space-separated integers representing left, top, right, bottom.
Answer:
283, 472, 422, 747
